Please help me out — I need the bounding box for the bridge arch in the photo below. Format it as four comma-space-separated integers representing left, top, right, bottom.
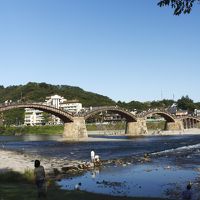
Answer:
179, 116, 200, 129
84, 106, 137, 122
142, 110, 176, 123
179, 116, 200, 122
0, 103, 74, 123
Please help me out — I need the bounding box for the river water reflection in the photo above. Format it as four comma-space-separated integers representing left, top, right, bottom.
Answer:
1, 132, 200, 198
58, 164, 197, 198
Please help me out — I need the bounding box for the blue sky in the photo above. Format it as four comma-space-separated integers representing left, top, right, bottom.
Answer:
0, 0, 199, 102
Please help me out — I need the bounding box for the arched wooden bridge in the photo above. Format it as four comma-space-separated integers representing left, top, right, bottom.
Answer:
0, 103, 199, 139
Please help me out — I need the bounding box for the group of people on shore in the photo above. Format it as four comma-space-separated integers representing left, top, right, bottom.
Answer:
33, 150, 101, 198
34, 152, 193, 200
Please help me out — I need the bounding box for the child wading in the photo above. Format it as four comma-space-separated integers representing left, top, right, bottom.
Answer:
34, 160, 46, 198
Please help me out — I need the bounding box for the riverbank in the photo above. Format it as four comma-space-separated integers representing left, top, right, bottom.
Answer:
0, 125, 64, 135
0, 151, 168, 200
0, 148, 85, 174
0, 171, 167, 200
2, 132, 200, 199
0, 148, 194, 200
82, 128, 200, 141
0, 121, 167, 135
1, 129, 200, 173
152, 128, 200, 136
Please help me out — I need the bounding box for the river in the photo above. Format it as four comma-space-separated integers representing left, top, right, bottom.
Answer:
1, 132, 200, 199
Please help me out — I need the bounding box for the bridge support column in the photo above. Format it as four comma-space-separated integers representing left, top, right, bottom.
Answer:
126, 119, 148, 135
166, 120, 183, 131
191, 119, 194, 128
63, 117, 88, 139
187, 119, 191, 129
183, 119, 187, 129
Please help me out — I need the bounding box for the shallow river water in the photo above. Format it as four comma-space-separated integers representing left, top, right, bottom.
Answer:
1, 132, 200, 199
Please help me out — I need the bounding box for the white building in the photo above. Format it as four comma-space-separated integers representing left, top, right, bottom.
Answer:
194, 109, 200, 117
61, 101, 82, 114
24, 95, 83, 126
45, 95, 82, 114
46, 96, 82, 125
24, 108, 44, 126
45, 94, 66, 109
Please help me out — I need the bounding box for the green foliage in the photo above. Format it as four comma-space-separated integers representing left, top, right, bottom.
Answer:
0, 125, 63, 135
177, 95, 195, 111
0, 82, 115, 125
195, 102, 200, 109
0, 170, 33, 183
43, 112, 52, 124
0, 82, 115, 107
23, 169, 35, 183
0, 83, 200, 126
117, 99, 175, 111
158, 0, 200, 15
86, 122, 126, 131
117, 101, 148, 111
3, 109, 24, 126
146, 121, 166, 130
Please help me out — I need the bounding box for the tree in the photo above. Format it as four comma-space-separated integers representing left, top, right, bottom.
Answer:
158, 0, 200, 15
177, 95, 195, 111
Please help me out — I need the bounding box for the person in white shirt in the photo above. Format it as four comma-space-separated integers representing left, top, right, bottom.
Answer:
91, 150, 95, 163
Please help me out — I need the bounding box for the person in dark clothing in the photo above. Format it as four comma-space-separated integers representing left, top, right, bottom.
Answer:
34, 160, 46, 198
182, 183, 192, 200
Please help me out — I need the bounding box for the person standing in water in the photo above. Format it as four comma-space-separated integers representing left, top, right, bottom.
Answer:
91, 150, 95, 163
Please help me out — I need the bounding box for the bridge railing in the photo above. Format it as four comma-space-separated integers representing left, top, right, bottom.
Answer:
136, 108, 174, 118
0, 102, 74, 117
81, 106, 134, 115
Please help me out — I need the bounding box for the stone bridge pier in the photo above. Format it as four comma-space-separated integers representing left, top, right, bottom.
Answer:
165, 120, 183, 131
125, 119, 148, 135
63, 117, 88, 139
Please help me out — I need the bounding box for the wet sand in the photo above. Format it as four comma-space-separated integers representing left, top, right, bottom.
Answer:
0, 149, 51, 172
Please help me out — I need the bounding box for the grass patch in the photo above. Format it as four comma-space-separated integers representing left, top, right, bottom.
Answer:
86, 122, 126, 131
146, 121, 166, 130
0, 125, 64, 135
0, 169, 34, 183
0, 121, 173, 136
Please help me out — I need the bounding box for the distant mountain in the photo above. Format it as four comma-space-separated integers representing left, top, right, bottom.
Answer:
0, 82, 115, 107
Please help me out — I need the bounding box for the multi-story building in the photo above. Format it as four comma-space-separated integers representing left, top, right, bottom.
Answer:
45, 94, 66, 109
194, 109, 200, 117
24, 94, 83, 126
45, 95, 82, 113
24, 108, 44, 126
61, 100, 82, 114
45, 95, 82, 124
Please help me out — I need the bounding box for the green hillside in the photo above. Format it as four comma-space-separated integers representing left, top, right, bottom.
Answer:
0, 82, 115, 107
0, 82, 199, 126
0, 82, 115, 125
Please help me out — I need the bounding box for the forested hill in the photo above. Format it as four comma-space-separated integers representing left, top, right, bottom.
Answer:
0, 82, 115, 107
